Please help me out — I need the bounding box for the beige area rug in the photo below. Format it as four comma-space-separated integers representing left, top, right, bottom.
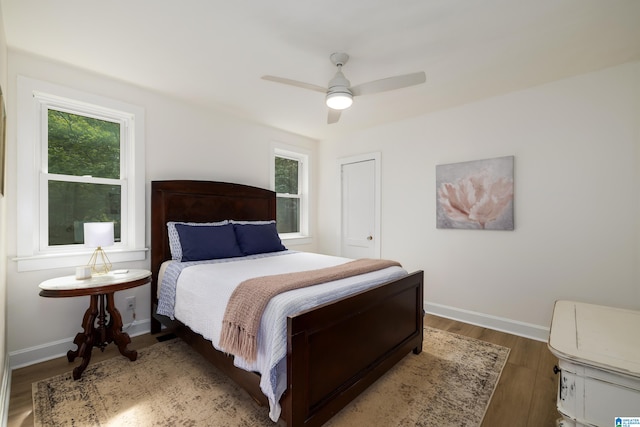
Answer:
33, 327, 509, 426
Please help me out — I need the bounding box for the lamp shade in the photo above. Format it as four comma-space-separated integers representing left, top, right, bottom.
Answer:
84, 222, 114, 248
326, 91, 353, 110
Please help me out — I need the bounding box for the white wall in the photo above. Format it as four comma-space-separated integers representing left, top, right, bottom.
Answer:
4, 52, 639, 366
0, 1, 9, 422
5, 51, 317, 367
317, 61, 640, 339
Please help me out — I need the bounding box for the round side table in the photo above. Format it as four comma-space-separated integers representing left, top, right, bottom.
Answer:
39, 269, 151, 380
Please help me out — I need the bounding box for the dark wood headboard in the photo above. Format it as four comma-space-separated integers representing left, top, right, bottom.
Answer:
150, 180, 276, 312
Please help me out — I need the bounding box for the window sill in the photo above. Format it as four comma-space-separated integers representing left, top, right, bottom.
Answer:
13, 248, 148, 272
280, 234, 312, 246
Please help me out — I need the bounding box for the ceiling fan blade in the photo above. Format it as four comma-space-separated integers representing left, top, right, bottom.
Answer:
261, 75, 326, 93
351, 71, 426, 96
327, 109, 341, 124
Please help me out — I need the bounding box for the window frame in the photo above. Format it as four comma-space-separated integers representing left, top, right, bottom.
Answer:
271, 143, 310, 244
16, 76, 146, 272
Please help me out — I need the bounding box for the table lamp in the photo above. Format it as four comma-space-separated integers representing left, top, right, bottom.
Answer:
84, 222, 114, 275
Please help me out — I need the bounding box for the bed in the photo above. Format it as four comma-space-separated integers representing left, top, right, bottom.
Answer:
150, 180, 424, 427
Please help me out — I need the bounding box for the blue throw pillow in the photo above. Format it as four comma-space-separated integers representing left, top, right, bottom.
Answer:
175, 223, 243, 261
167, 220, 228, 260
233, 222, 286, 255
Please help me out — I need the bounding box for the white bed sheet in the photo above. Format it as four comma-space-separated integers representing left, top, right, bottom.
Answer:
170, 251, 408, 422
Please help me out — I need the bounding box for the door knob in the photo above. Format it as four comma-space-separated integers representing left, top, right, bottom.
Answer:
367, 236, 373, 241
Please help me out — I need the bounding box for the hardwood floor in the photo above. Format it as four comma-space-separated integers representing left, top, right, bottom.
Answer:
7, 315, 559, 426
425, 314, 560, 427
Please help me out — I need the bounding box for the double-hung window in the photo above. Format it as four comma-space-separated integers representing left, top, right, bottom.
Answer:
272, 144, 310, 242
16, 76, 146, 271
46, 109, 123, 247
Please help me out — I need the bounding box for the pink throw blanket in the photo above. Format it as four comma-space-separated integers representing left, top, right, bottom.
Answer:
219, 258, 401, 362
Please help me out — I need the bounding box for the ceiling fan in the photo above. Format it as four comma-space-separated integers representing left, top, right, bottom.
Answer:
262, 52, 426, 124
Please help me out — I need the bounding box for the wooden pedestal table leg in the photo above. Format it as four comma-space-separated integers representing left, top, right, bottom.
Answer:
94, 294, 108, 352
105, 292, 137, 361
67, 295, 99, 380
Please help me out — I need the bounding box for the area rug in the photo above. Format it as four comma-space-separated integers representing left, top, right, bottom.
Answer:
33, 327, 509, 426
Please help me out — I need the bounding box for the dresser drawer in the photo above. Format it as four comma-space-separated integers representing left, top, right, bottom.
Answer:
557, 359, 640, 426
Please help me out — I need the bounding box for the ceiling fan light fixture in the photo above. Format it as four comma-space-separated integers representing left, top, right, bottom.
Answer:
326, 91, 353, 110
263, 52, 425, 124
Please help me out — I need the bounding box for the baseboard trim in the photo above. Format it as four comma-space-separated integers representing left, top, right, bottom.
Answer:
9, 319, 150, 369
425, 302, 550, 342
0, 355, 11, 427
10, 306, 549, 368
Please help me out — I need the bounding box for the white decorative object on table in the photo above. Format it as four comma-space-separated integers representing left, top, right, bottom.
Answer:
75, 266, 91, 280
84, 222, 114, 274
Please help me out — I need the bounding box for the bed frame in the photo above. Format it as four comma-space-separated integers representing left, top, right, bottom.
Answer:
150, 180, 424, 427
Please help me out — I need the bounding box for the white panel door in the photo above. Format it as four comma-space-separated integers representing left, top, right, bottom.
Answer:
340, 157, 378, 259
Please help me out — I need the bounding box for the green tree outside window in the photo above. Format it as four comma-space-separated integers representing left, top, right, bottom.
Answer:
47, 110, 122, 245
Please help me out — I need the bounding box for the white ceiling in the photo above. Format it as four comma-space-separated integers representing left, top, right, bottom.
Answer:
2, 0, 640, 141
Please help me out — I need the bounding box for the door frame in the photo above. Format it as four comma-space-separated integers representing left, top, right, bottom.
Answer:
336, 152, 381, 258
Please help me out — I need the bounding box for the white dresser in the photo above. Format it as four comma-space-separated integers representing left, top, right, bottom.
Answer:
548, 300, 640, 426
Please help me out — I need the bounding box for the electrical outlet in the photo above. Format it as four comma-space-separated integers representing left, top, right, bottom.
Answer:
126, 296, 136, 311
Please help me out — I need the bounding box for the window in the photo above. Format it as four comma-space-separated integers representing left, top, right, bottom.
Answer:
271, 144, 309, 242
16, 76, 146, 271
47, 110, 122, 246
275, 155, 300, 233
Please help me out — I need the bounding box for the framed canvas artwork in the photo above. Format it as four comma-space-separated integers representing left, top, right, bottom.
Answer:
436, 156, 514, 230
0, 85, 5, 197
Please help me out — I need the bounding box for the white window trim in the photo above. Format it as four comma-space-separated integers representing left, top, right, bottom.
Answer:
270, 142, 311, 245
15, 76, 147, 272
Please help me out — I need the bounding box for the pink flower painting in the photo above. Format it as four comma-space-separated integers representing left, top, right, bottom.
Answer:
436, 156, 514, 230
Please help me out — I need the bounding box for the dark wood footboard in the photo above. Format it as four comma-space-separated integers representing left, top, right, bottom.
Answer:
154, 270, 424, 427
283, 270, 424, 427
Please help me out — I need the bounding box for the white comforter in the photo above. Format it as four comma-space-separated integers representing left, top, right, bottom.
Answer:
163, 251, 407, 422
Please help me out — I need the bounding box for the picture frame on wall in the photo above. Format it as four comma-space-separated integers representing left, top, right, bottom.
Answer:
436, 155, 514, 230
0, 85, 5, 197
